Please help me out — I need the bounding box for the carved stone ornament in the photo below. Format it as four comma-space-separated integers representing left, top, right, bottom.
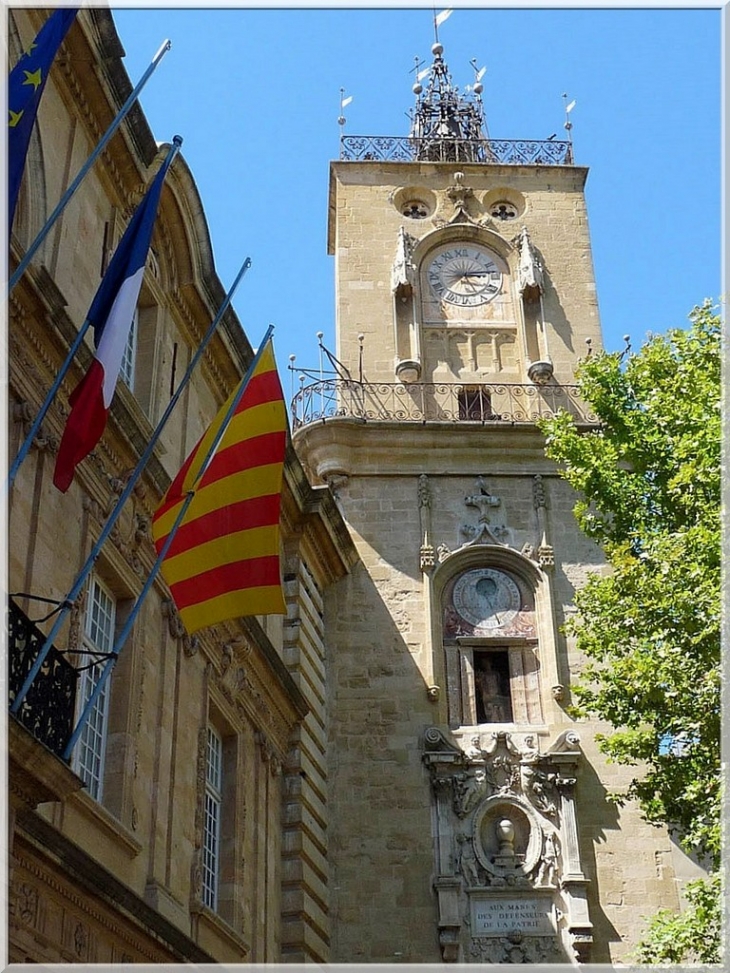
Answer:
516, 225, 544, 298
12, 399, 58, 453
423, 726, 590, 963
459, 476, 509, 547
446, 171, 476, 224
418, 473, 436, 571
391, 226, 418, 293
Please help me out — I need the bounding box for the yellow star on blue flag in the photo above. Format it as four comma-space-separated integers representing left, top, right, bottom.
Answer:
9, 8, 78, 230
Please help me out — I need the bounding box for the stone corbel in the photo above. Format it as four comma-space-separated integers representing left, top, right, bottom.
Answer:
432, 876, 462, 962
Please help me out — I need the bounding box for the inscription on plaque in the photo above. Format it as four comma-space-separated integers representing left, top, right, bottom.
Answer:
471, 897, 555, 937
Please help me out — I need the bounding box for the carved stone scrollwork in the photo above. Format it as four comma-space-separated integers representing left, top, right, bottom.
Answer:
470, 931, 560, 964
133, 514, 149, 548
66, 590, 84, 652
453, 769, 487, 818
161, 597, 200, 656
162, 597, 186, 638
12, 399, 58, 453
255, 730, 282, 777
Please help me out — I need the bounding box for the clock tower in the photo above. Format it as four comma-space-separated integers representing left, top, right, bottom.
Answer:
292, 40, 695, 965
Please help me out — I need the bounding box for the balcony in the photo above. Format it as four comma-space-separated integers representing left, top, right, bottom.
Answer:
291, 380, 596, 431
339, 135, 573, 166
8, 599, 77, 758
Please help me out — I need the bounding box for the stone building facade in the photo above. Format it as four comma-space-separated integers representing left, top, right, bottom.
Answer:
7, 8, 356, 964
291, 41, 704, 965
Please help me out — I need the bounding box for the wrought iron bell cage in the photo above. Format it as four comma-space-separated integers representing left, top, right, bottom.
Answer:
409, 42, 488, 163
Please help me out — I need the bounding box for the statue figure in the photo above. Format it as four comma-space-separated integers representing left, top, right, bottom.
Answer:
457, 833, 482, 887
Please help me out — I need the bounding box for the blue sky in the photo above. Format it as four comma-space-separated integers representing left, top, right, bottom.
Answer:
110, 5, 722, 390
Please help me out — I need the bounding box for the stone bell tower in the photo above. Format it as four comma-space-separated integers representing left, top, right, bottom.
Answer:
292, 38, 689, 966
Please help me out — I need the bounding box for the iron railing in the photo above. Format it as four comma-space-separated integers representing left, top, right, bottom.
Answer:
291, 380, 596, 430
340, 136, 573, 166
8, 600, 77, 757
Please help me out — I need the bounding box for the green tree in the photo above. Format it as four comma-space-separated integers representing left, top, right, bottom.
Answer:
539, 301, 722, 963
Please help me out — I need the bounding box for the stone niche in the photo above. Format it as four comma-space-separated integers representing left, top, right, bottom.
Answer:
423, 727, 592, 964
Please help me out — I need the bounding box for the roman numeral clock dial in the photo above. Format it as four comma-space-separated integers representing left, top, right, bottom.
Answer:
427, 245, 502, 307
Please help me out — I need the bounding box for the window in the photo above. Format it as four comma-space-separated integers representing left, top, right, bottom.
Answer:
202, 726, 223, 911
474, 650, 513, 723
73, 577, 115, 800
119, 307, 138, 390
458, 386, 496, 421
442, 566, 543, 727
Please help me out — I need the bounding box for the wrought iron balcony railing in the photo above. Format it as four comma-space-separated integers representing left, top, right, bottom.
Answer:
8, 600, 77, 757
340, 135, 573, 166
291, 380, 596, 430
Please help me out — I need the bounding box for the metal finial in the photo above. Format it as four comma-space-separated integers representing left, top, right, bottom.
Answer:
585, 336, 593, 358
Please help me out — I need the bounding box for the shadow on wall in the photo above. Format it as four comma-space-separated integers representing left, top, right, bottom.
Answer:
324, 558, 444, 962
575, 744, 622, 963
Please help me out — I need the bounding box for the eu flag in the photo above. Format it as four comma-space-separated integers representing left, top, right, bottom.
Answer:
8, 8, 78, 231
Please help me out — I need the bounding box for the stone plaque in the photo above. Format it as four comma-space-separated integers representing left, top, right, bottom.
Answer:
471, 896, 555, 937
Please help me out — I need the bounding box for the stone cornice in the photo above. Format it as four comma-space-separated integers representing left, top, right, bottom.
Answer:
293, 417, 584, 482
15, 809, 217, 962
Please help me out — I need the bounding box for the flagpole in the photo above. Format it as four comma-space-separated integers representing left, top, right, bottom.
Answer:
8, 39, 172, 295
63, 324, 276, 759
9, 256, 254, 715
7, 136, 182, 490
61, 490, 194, 761
186, 324, 276, 487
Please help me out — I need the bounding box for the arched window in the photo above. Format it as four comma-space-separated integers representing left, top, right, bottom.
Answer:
441, 562, 543, 728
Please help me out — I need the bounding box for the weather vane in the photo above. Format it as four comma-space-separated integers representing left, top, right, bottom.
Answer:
338, 87, 353, 129
433, 8, 453, 44
562, 92, 576, 144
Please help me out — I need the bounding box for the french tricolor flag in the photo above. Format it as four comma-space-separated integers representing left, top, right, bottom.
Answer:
53, 149, 176, 493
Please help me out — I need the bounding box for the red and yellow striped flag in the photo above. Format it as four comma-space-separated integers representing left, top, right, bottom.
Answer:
152, 340, 287, 634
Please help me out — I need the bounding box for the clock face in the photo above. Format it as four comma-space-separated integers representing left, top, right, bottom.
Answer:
452, 568, 521, 630
427, 245, 502, 307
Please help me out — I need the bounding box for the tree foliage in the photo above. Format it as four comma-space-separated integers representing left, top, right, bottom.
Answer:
539, 302, 722, 962
634, 872, 722, 966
